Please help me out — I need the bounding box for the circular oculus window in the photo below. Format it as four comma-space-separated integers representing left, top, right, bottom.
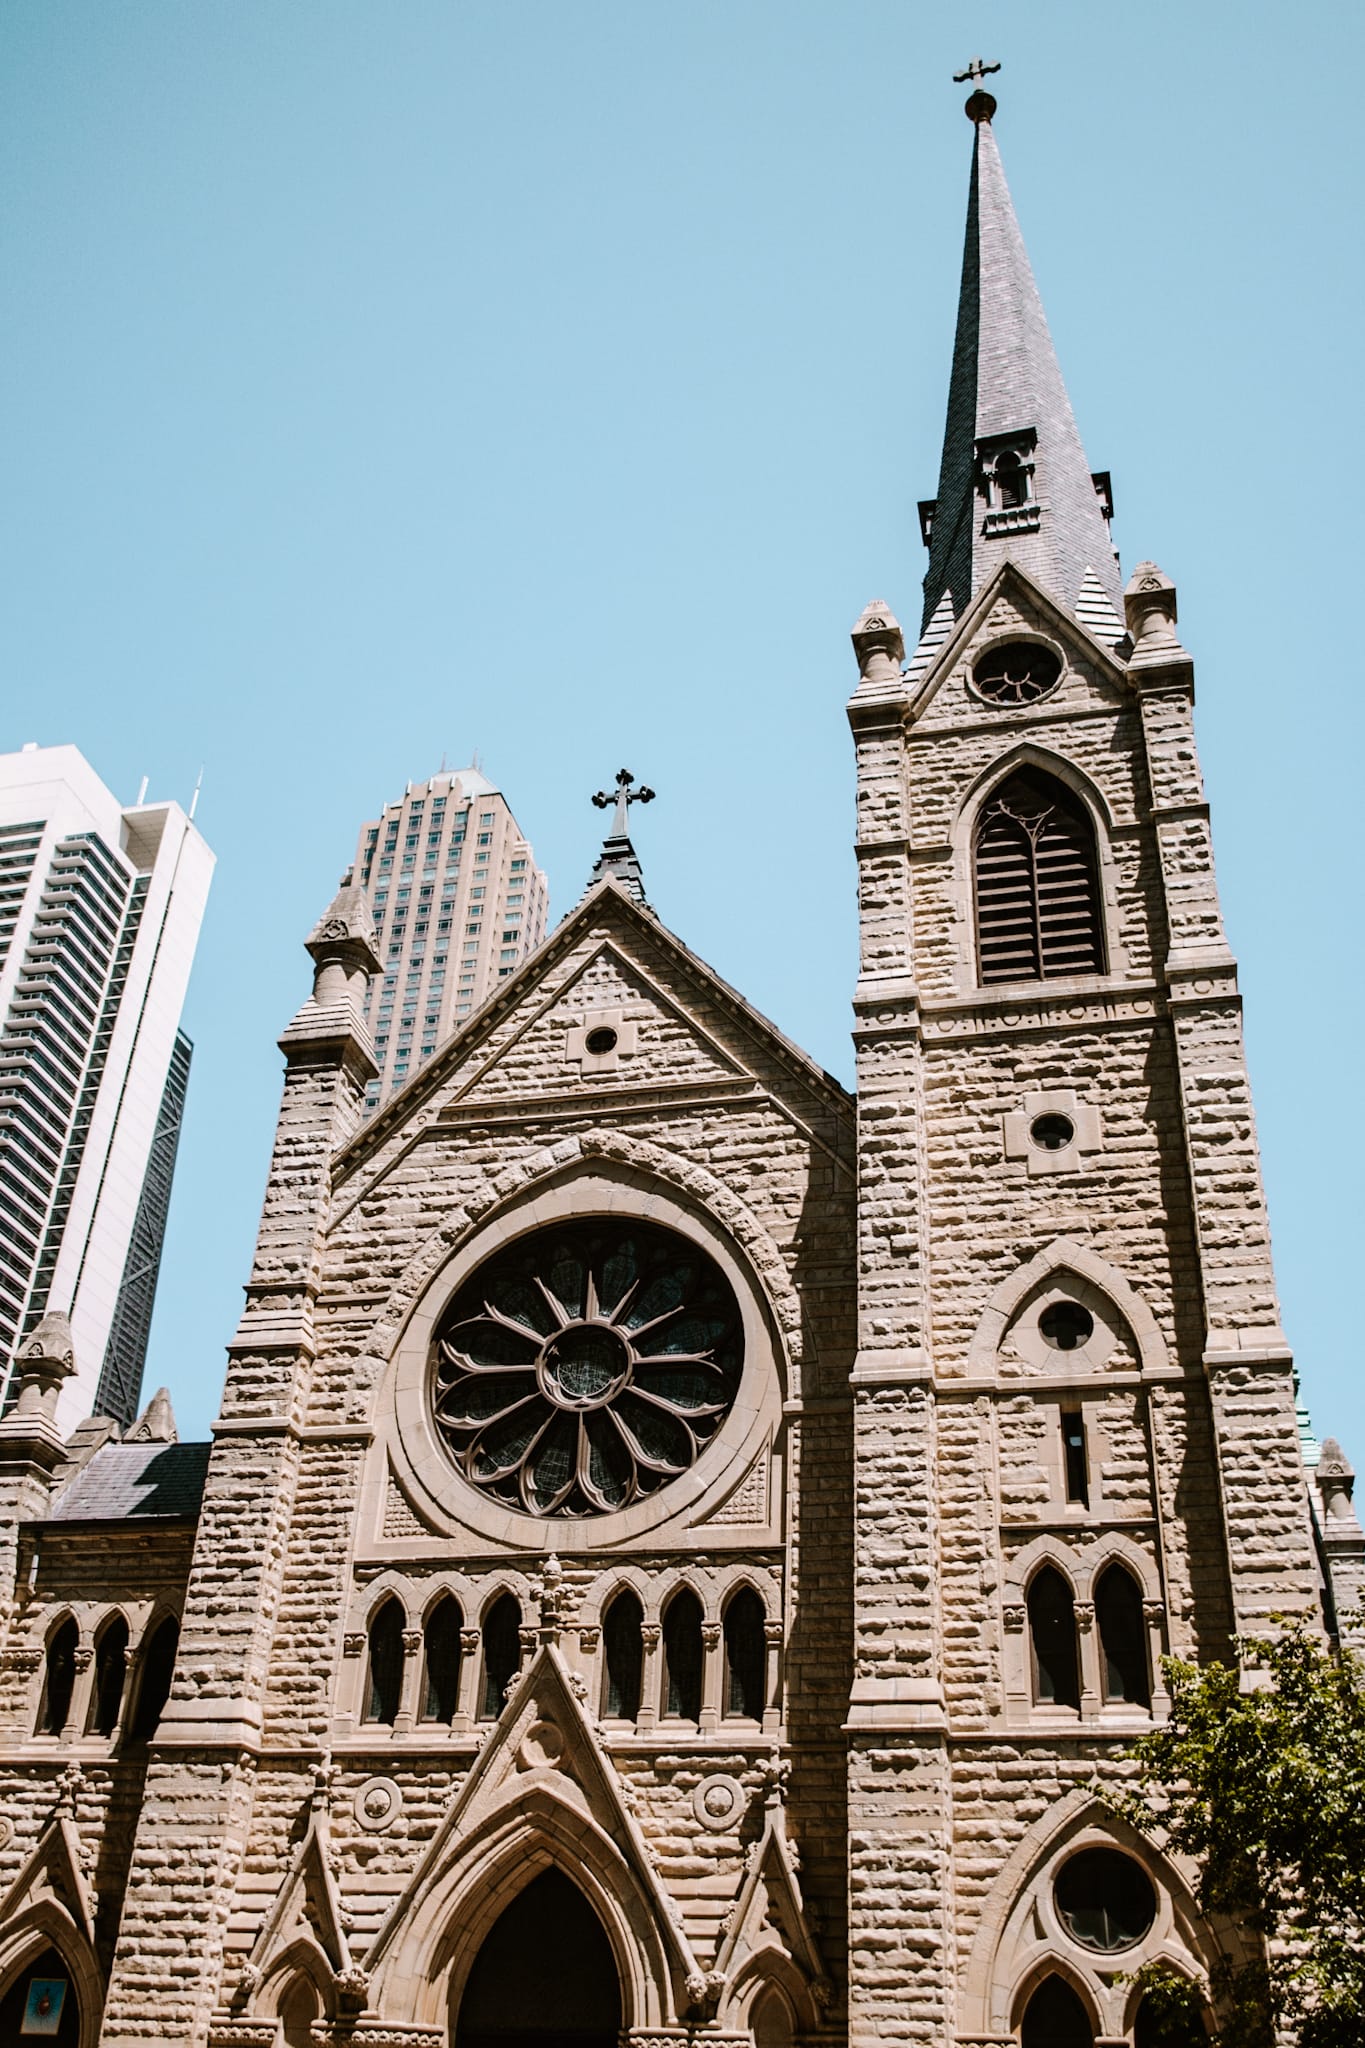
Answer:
430, 1218, 744, 1519
1054, 1847, 1157, 1952
1030, 1112, 1076, 1152
1039, 1300, 1095, 1351
972, 640, 1063, 705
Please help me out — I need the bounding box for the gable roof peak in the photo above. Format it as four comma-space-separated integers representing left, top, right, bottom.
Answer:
920, 92, 1122, 635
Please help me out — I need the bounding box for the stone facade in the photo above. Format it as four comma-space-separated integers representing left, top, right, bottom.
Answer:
0, 83, 1351, 2048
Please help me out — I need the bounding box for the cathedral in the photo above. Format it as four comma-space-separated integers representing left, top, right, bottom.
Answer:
0, 79, 1359, 2048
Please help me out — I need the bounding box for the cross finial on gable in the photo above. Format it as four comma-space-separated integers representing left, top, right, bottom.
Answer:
592, 768, 655, 840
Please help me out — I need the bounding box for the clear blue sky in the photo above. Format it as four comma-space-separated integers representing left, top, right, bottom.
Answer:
2, 2, 1360, 1449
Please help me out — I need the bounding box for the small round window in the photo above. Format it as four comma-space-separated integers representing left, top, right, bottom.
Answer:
1054, 1847, 1156, 1951
585, 1026, 618, 1055
1030, 1113, 1075, 1152
1039, 1301, 1094, 1351
973, 641, 1062, 705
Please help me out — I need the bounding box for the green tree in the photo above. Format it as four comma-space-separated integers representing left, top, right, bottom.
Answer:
1118, 1620, 1365, 2048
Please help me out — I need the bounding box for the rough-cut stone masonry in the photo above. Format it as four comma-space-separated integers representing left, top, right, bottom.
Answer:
0, 98, 1350, 2048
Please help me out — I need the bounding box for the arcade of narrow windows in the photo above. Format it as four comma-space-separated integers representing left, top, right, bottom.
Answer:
353, 1575, 779, 1735
32, 1606, 179, 1745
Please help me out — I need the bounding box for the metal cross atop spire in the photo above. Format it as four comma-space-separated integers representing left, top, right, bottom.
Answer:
592, 768, 655, 841
953, 55, 1001, 85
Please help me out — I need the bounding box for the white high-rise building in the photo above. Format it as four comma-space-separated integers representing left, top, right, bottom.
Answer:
351, 766, 549, 1111
0, 743, 214, 1431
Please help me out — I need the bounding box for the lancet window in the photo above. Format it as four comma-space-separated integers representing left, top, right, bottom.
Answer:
1096, 1565, 1151, 1708
421, 1595, 463, 1724
1020, 1976, 1094, 2047
602, 1589, 644, 1720
88, 1614, 129, 1735
1028, 1566, 1080, 1710
128, 1614, 180, 1741
723, 1586, 767, 1720
480, 1593, 522, 1719
662, 1588, 703, 1722
38, 1617, 78, 1735
364, 1600, 405, 1726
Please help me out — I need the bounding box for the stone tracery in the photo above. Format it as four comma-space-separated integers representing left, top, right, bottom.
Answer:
431, 1217, 744, 1518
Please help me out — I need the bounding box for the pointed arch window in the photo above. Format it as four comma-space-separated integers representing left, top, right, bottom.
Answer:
280, 1973, 321, 2048
1096, 1564, 1151, 1707
421, 1596, 464, 1724
602, 1589, 644, 1721
38, 1617, 78, 1735
480, 1593, 522, 1719
1135, 1985, 1209, 2046
723, 1588, 767, 1721
88, 1614, 129, 1736
662, 1589, 703, 1722
1020, 1975, 1094, 2048
364, 1600, 405, 1726
128, 1614, 180, 1741
974, 769, 1104, 984
1028, 1566, 1080, 1710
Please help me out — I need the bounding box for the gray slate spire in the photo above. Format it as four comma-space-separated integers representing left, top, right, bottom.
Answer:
921, 88, 1121, 633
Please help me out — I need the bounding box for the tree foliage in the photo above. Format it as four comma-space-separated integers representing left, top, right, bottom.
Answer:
1119, 1620, 1365, 2048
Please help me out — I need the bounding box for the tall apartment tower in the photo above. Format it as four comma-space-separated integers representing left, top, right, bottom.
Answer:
350, 765, 549, 1110
0, 743, 213, 1430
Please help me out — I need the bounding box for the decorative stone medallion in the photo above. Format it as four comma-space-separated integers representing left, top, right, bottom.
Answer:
692, 1774, 745, 1830
518, 1717, 566, 1771
353, 1776, 402, 1833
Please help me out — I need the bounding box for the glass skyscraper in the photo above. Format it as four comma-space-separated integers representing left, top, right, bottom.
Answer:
0, 744, 213, 1430
351, 765, 548, 1111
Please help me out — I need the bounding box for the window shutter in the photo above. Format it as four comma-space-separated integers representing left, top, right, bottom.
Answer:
975, 772, 1103, 984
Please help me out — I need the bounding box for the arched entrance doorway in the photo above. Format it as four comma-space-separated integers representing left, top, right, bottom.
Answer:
0, 1944, 82, 2044
455, 1869, 622, 2048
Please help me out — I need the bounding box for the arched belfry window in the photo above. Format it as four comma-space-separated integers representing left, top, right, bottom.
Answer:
974, 769, 1104, 984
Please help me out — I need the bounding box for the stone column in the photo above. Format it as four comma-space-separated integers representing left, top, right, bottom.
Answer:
101, 885, 380, 2048
700, 1622, 723, 1731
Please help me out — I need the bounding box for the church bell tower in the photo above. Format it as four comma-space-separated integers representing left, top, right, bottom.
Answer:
844, 73, 1320, 2047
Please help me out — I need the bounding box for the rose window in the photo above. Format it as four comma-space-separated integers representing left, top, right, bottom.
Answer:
431, 1219, 744, 1518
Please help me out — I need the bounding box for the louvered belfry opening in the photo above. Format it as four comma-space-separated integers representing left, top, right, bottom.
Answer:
974, 769, 1104, 984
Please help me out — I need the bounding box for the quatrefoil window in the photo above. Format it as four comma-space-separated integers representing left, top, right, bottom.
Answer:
431, 1219, 744, 1518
